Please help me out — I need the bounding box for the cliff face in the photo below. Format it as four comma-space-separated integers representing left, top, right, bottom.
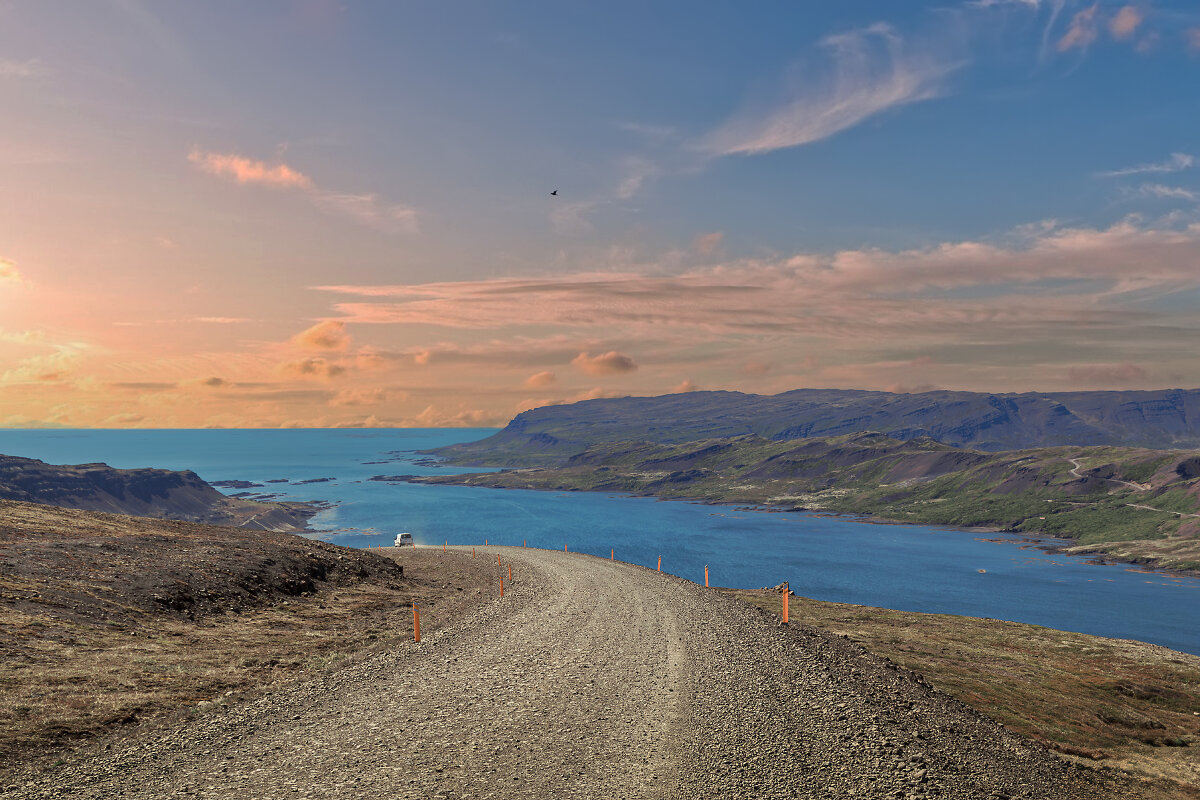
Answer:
430, 388, 1200, 466
0, 456, 314, 530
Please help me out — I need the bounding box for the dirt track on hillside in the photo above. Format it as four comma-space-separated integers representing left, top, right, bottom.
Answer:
5, 546, 1145, 800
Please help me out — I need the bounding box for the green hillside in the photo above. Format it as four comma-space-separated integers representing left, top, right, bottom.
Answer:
408, 432, 1200, 572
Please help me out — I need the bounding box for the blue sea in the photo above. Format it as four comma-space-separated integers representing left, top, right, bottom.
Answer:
3, 428, 1199, 655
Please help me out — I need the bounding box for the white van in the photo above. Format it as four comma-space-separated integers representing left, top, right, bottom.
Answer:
394, 532, 414, 547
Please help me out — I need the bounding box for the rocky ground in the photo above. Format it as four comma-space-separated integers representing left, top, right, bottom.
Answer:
4, 545, 1161, 800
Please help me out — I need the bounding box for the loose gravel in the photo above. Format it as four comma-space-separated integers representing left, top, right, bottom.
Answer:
4, 547, 1146, 799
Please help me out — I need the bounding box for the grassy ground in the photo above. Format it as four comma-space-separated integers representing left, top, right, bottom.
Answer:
718, 587, 1200, 796
0, 500, 499, 780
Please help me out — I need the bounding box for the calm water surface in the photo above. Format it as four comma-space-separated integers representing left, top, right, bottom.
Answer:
3, 428, 1198, 655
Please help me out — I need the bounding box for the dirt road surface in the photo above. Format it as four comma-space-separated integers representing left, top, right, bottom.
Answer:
5, 546, 1144, 800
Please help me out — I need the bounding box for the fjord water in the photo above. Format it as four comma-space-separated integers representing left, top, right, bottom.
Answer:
4, 428, 1199, 655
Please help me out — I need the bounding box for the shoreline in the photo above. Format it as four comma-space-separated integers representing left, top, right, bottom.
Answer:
396, 473, 1200, 580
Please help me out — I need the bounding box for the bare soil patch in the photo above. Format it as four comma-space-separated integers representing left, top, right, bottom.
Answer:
719, 587, 1200, 797
0, 500, 495, 780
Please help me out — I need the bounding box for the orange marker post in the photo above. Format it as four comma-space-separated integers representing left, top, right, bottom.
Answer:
611, 548, 614, 561
565, 543, 568, 553
498, 553, 502, 566
782, 583, 789, 625
704, 565, 709, 587
657, 555, 662, 572
444, 540, 447, 553
499, 577, 504, 598
472, 547, 475, 558
523, 539, 527, 548
412, 602, 421, 642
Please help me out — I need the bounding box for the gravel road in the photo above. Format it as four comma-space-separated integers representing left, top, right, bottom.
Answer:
6, 547, 1144, 799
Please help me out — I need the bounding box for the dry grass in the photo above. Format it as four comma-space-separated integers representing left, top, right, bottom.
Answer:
718, 587, 1200, 796
0, 499, 497, 779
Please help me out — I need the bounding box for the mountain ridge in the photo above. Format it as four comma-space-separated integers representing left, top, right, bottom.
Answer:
429, 388, 1200, 466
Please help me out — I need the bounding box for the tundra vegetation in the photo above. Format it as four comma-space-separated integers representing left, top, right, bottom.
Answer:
411, 432, 1200, 572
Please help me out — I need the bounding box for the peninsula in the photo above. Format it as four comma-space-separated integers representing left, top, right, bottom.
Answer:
412, 389, 1200, 573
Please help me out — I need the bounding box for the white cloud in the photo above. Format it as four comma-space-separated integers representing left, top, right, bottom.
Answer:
1129, 184, 1199, 201
967, 0, 1042, 7
702, 24, 962, 156
1101, 153, 1196, 178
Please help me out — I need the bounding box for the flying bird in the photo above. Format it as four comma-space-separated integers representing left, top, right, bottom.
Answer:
550, 190, 558, 196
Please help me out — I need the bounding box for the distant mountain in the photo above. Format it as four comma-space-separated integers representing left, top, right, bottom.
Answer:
429, 388, 1200, 465
0, 455, 314, 531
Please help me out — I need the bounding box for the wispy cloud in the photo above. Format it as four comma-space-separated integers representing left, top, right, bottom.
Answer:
1057, 4, 1100, 52
312, 192, 418, 234
0, 342, 90, 386
1129, 183, 1199, 201
701, 24, 962, 157
968, 0, 1044, 8
549, 156, 663, 233
1186, 28, 1200, 52
189, 149, 418, 233
0, 258, 23, 284
0, 59, 44, 78
1100, 152, 1196, 177
310, 220, 1200, 348
1067, 362, 1148, 385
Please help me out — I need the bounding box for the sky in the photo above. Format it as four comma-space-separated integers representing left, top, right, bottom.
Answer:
2, 0, 1200, 428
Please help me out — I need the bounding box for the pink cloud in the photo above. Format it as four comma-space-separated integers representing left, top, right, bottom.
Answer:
1108, 6, 1143, 40
1066, 362, 1149, 385
188, 150, 312, 189
1187, 28, 1200, 52
571, 351, 639, 376
573, 387, 626, 401
292, 320, 351, 351
313, 220, 1200, 346
278, 358, 347, 380
671, 379, 700, 393
406, 404, 500, 427
1058, 5, 1099, 52
694, 232, 724, 256
192, 317, 247, 324
189, 149, 418, 233
524, 370, 557, 389
0, 257, 24, 284
329, 387, 405, 407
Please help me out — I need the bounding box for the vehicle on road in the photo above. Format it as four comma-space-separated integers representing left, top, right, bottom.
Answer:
394, 532, 414, 547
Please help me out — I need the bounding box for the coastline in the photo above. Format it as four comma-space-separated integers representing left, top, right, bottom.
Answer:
393, 473, 1200, 580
